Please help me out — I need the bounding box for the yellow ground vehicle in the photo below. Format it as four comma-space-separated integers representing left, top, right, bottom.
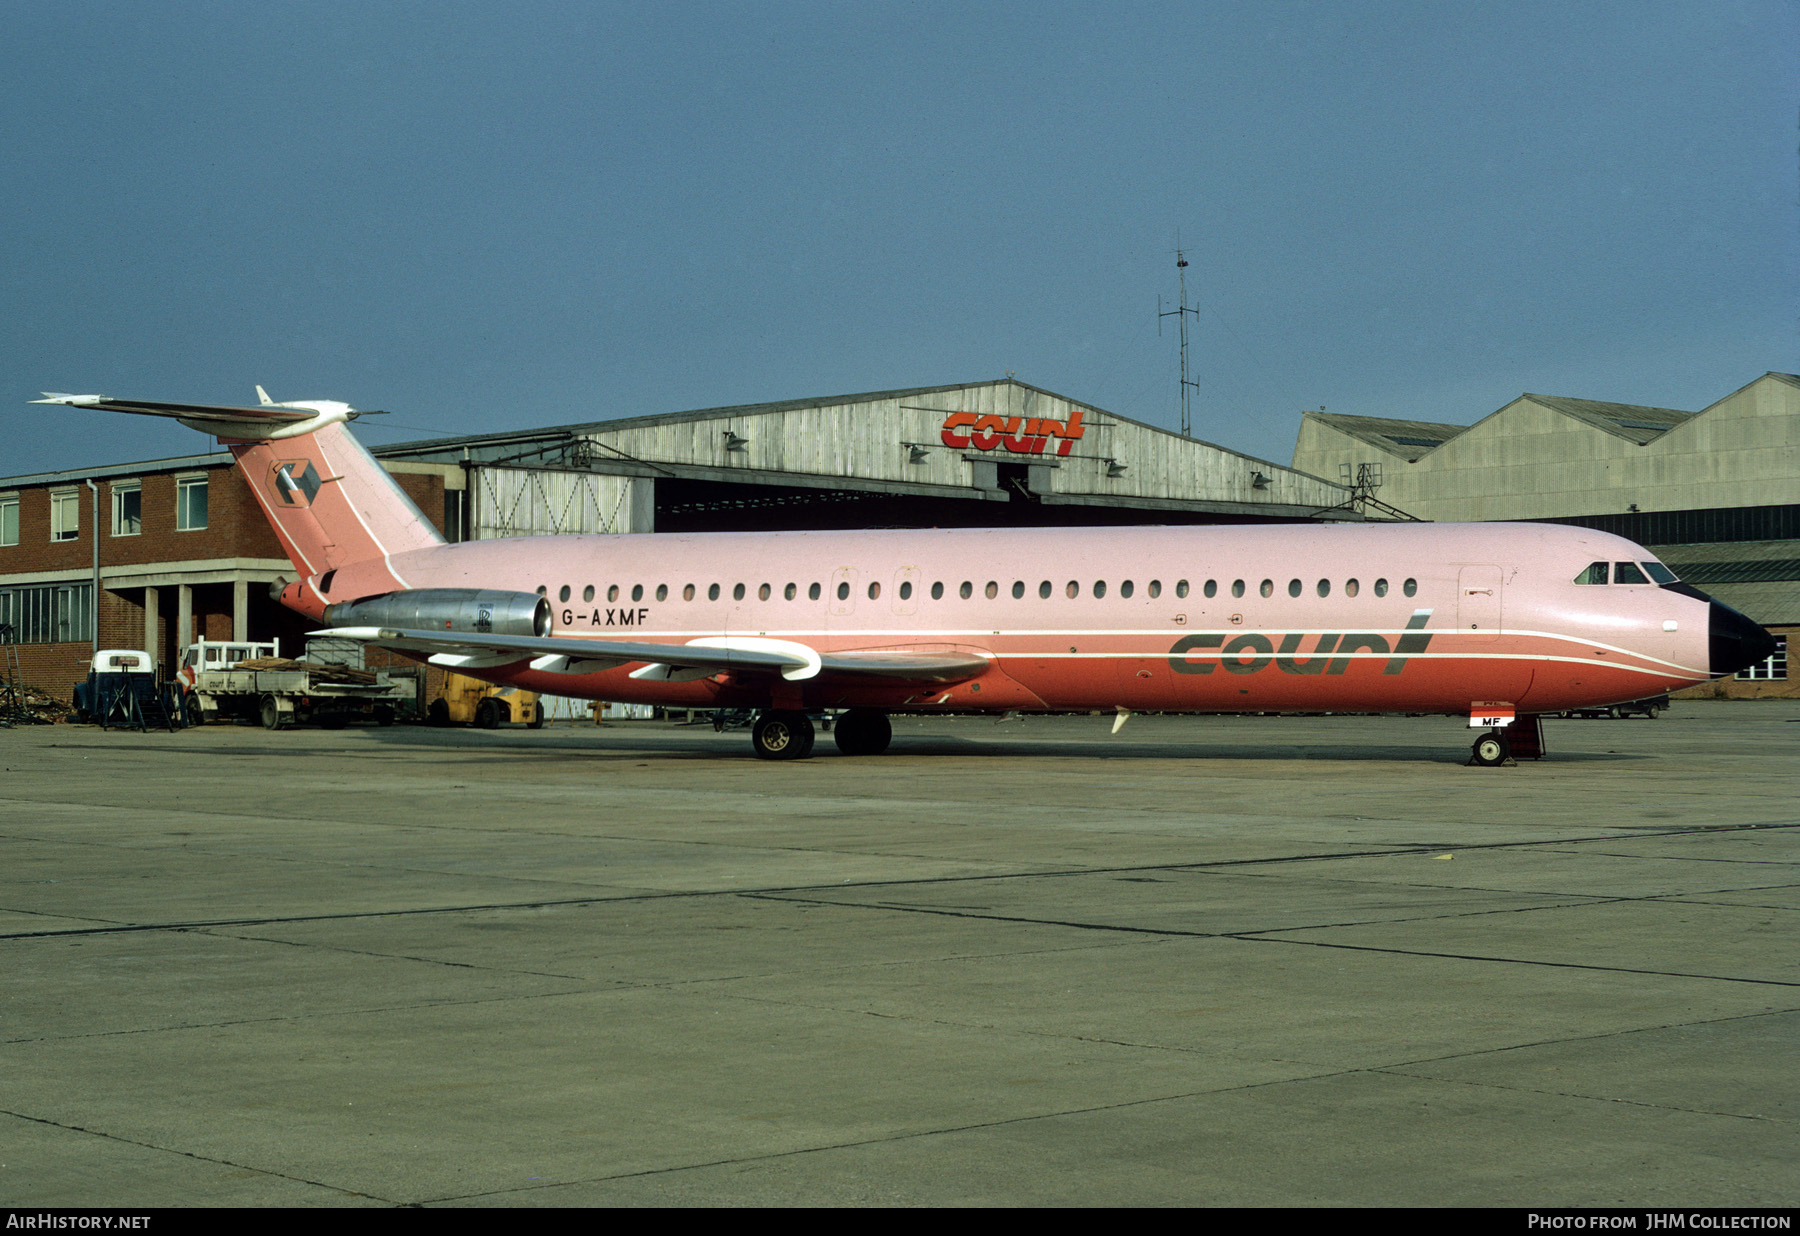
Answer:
427, 672, 543, 729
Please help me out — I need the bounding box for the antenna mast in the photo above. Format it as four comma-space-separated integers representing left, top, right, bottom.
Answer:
1158, 248, 1199, 437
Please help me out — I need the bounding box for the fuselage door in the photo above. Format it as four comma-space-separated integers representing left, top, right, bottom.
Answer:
1458, 565, 1502, 643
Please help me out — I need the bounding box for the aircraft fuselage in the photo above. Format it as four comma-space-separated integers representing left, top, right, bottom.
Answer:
302, 520, 1730, 717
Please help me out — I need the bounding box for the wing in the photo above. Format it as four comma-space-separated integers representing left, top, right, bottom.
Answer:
316, 626, 990, 687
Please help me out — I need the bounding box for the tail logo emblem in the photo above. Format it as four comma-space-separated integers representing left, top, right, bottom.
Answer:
270, 460, 323, 507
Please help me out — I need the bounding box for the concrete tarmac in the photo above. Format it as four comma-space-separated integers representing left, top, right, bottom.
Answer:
1, 703, 1795, 1207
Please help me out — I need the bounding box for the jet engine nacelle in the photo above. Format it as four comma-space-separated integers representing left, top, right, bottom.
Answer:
324, 589, 552, 638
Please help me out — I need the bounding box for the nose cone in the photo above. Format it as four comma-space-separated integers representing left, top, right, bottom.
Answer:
1710, 600, 1778, 677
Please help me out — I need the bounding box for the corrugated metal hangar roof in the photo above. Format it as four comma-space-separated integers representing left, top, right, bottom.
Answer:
381, 378, 1357, 529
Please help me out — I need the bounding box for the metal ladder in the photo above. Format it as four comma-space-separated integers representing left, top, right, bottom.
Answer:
0, 623, 25, 726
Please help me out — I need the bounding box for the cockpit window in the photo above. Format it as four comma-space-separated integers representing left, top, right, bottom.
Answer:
1613, 561, 1649, 585
1574, 561, 1609, 585
1641, 561, 1678, 584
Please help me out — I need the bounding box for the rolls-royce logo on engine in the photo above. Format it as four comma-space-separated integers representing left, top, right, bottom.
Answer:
269, 460, 323, 507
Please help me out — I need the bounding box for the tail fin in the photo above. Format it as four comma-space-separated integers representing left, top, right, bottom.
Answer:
35, 391, 445, 591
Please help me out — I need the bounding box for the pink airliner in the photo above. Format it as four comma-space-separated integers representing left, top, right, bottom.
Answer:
38, 391, 1776, 762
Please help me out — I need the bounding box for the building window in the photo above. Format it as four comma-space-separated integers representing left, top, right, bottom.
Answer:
0, 583, 93, 644
111, 482, 141, 536
0, 496, 16, 547
176, 476, 208, 531
51, 491, 79, 542
1736, 636, 1787, 682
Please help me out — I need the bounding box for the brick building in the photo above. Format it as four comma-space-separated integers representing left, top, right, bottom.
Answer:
0, 451, 456, 700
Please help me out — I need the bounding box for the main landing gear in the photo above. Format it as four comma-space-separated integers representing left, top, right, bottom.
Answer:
748, 708, 893, 759
832, 708, 892, 756
751, 710, 815, 760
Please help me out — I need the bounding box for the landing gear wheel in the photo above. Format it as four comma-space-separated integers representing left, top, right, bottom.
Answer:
474, 698, 502, 729
259, 695, 282, 731
833, 708, 892, 756
752, 710, 815, 760
1471, 730, 1511, 767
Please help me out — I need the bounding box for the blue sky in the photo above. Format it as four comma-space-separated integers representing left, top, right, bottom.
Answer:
3, 0, 1794, 478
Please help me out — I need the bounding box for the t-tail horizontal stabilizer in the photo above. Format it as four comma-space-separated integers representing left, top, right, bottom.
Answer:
33, 391, 381, 442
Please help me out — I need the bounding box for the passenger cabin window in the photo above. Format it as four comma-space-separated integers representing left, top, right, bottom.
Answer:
809, 582, 822, 600
1403, 578, 1417, 597
984, 581, 998, 599
1011, 581, 1024, 599
1039, 581, 1051, 599
1259, 579, 1273, 598
608, 585, 619, 602
1345, 579, 1359, 597
733, 583, 745, 600
1176, 580, 1189, 598
631, 585, 644, 601
837, 582, 850, 600
1148, 580, 1161, 598
1120, 580, 1134, 598
682, 584, 695, 601
1287, 579, 1301, 597
785, 583, 797, 600
900, 581, 913, 600
559, 585, 571, 602
708, 584, 720, 600
930, 582, 943, 600
960, 582, 972, 599
1374, 578, 1389, 597
1092, 581, 1106, 599
1575, 562, 1609, 585
583, 585, 595, 602
760, 584, 772, 600
655, 584, 668, 601
1231, 580, 1245, 598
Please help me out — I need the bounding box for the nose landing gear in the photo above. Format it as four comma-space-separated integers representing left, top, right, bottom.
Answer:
1470, 729, 1511, 766
1469, 714, 1544, 766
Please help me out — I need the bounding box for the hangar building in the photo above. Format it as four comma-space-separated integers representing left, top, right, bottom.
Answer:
1, 379, 1352, 702
1292, 372, 1800, 697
